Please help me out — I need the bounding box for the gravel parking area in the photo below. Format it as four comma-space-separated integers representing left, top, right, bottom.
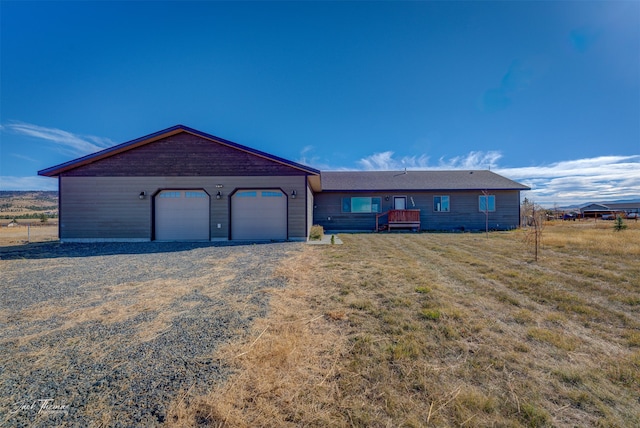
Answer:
0, 241, 302, 427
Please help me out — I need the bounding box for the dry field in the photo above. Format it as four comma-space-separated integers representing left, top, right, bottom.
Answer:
0, 190, 58, 216
170, 220, 640, 427
0, 222, 58, 246
0, 191, 58, 246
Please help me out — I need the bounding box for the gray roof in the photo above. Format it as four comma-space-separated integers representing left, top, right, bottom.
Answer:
320, 170, 530, 191
603, 202, 640, 210
580, 203, 611, 212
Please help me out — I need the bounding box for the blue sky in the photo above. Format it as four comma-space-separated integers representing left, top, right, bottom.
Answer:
1, 1, 638, 206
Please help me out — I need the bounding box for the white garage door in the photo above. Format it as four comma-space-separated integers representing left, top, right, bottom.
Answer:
155, 190, 210, 240
231, 190, 287, 240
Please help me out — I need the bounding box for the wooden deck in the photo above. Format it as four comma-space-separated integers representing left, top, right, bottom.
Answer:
376, 209, 421, 231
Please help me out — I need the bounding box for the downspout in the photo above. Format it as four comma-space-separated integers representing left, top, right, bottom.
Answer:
518, 191, 522, 229
58, 176, 62, 241
305, 174, 309, 239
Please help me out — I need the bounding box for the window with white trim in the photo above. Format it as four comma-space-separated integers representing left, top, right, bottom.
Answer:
479, 195, 496, 212
434, 196, 450, 212
342, 197, 382, 213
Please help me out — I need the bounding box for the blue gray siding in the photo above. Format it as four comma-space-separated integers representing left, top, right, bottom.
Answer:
313, 190, 522, 232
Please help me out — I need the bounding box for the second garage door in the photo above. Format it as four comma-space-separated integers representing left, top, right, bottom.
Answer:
231, 190, 287, 240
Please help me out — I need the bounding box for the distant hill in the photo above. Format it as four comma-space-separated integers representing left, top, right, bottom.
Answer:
0, 191, 58, 219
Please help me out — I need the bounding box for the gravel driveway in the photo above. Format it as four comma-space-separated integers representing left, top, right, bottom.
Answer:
0, 241, 302, 427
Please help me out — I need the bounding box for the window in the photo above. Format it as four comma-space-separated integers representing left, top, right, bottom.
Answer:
479, 195, 496, 212
159, 191, 181, 198
434, 196, 450, 212
342, 197, 382, 213
185, 191, 206, 198
261, 191, 283, 197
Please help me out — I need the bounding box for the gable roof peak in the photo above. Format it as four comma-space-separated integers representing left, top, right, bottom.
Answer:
38, 125, 320, 177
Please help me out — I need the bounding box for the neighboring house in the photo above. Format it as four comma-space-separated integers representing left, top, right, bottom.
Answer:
580, 202, 640, 219
580, 203, 612, 219
38, 125, 530, 241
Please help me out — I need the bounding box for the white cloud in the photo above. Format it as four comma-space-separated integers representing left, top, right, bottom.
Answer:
10, 153, 39, 163
0, 176, 58, 191
357, 151, 431, 170
357, 150, 500, 171
3, 122, 114, 156
497, 155, 640, 206
438, 151, 502, 170
296, 146, 338, 171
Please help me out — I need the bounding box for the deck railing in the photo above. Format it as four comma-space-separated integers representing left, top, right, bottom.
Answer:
376, 209, 421, 231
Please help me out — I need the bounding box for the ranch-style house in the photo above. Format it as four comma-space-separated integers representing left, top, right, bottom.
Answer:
38, 125, 530, 242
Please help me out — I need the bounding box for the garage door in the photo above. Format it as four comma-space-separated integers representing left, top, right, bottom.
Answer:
231, 190, 287, 240
155, 190, 210, 240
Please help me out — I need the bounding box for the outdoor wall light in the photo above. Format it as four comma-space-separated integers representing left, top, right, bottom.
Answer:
291, 190, 297, 199
216, 191, 222, 200
139, 191, 146, 200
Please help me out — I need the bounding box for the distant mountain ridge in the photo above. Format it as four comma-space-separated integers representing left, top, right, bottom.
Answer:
0, 190, 58, 197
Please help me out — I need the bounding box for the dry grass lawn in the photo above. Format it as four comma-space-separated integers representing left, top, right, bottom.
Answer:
170, 220, 640, 427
